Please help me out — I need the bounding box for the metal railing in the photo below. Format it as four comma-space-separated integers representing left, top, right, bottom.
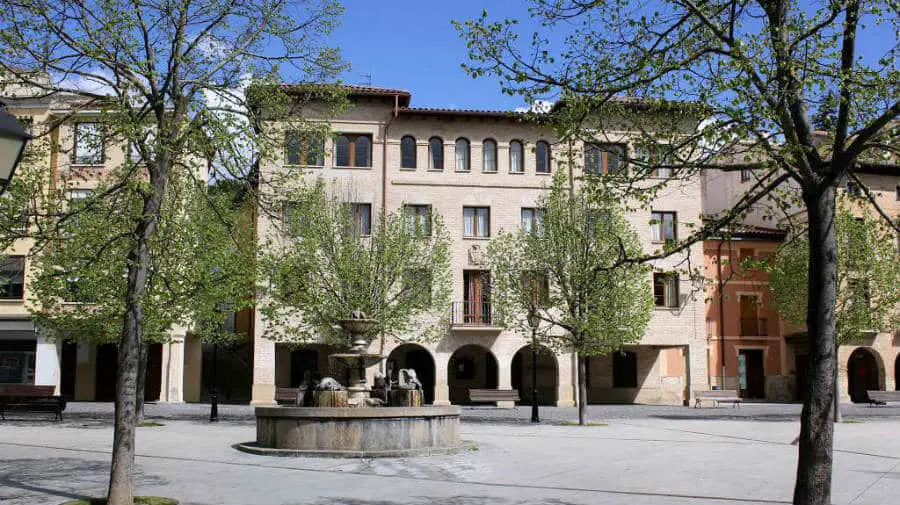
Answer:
740, 318, 768, 336
451, 301, 494, 327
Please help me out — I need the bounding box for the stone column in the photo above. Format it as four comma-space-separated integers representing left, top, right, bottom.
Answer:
34, 332, 61, 394
432, 353, 450, 405
556, 350, 575, 407
161, 335, 185, 402
251, 311, 276, 405
496, 350, 515, 408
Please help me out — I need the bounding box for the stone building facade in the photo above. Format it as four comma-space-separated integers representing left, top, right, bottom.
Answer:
1, 87, 201, 403
249, 85, 709, 407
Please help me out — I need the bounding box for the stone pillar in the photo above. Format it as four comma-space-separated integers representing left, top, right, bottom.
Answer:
161, 335, 185, 402
556, 350, 575, 407
433, 353, 450, 405
34, 332, 61, 393
74, 343, 94, 401
251, 311, 276, 405
182, 335, 202, 402
496, 351, 515, 409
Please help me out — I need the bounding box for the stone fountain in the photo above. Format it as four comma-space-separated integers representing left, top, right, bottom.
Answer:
237, 311, 461, 458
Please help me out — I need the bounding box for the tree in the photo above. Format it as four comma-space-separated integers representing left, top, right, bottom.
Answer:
260, 178, 453, 347
26, 174, 256, 421
456, 2, 897, 502
767, 198, 900, 419
0, 1, 345, 503
487, 173, 654, 425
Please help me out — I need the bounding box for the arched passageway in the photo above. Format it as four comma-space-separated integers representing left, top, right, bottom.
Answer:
387, 344, 436, 404
511, 345, 558, 406
848, 348, 880, 403
448, 345, 498, 405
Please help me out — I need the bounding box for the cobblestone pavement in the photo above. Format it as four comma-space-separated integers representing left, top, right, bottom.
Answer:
0, 402, 898, 505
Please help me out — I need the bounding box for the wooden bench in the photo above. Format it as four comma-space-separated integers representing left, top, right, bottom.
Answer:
469, 388, 520, 408
0, 384, 66, 421
275, 387, 302, 405
693, 389, 742, 408
867, 390, 900, 406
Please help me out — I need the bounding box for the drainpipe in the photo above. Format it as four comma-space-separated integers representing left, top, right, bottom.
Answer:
716, 238, 727, 389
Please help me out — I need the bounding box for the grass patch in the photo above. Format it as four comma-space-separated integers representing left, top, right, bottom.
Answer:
561, 421, 609, 427
61, 497, 177, 505
841, 419, 865, 424
467, 443, 479, 452
138, 421, 166, 428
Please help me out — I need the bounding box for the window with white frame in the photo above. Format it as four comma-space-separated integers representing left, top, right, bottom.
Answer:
482, 139, 497, 172
73, 123, 104, 165
509, 140, 524, 173
463, 206, 490, 238
455, 138, 470, 171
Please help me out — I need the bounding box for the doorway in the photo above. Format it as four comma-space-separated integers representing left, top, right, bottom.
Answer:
95, 344, 118, 401
463, 270, 491, 324
738, 349, 765, 399
795, 354, 808, 402
848, 348, 879, 403
60, 342, 77, 400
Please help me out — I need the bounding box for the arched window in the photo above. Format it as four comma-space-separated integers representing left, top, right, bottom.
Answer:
400, 135, 416, 169
535, 141, 551, 174
509, 140, 524, 173
482, 139, 497, 172
612, 350, 638, 388
455, 138, 470, 171
354, 136, 371, 167
334, 135, 350, 167
429, 137, 444, 170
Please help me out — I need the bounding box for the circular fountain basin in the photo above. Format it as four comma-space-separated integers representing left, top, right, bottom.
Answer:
237, 405, 462, 458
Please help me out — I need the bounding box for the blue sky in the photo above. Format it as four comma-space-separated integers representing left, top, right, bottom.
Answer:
331, 1, 896, 111
332, 1, 529, 110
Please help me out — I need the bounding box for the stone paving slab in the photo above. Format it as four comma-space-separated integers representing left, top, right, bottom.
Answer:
0, 403, 898, 505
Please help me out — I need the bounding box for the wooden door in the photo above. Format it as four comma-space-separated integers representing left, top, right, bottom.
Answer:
144, 343, 162, 402
464, 270, 491, 324
60, 342, 77, 400
739, 349, 765, 399
95, 344, 118, 401
795, 354, 808, 402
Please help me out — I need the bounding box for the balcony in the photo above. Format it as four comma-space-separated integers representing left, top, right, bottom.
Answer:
450, 301, 501, 330
740, 318, 768, 336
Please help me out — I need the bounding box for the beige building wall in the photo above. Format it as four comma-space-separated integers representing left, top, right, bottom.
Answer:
252, 88, 709, 407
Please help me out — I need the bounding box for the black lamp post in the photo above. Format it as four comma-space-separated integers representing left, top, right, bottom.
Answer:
0, 101, 31, 194
209, 340, 219, 422
527, 308, 540, 424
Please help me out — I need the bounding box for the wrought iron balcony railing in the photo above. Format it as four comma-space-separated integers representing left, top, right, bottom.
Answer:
450, 301, 495, 327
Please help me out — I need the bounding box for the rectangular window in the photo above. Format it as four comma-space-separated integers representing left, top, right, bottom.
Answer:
637, 145, 673, 178
0, 340, 36, 384
739, 248, 755, 264
522, 270, 550, 306
650, 211, 677, 243
68, 189, 93, 231
350, 203, 371, 237
585, 143, 626, 175
653, 272, 679, 308
740, 169, 752, 182
73, 123, 104, 165
403, 204, 432, 237
0, 257, 25, 300
612, 351, 638, 388
521, 207, 545, 235
285, 131, 325, 166
463, 206, 490, 238
281, 201, 302, 237
402, 268, 432, 305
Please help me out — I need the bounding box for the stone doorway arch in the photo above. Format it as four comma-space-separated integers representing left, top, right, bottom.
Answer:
511, 345, 558, 406
387, 343, 436, 404
448, 344, 498, 405
848, 347, 880, 403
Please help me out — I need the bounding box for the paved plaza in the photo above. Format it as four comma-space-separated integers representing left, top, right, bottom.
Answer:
0, 403, 898, 504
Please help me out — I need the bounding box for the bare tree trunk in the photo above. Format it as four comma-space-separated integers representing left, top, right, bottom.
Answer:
107, 161, 168, 505
135, 342, 148, 424
793, 185, 838, 505
577, 354, 587, 425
